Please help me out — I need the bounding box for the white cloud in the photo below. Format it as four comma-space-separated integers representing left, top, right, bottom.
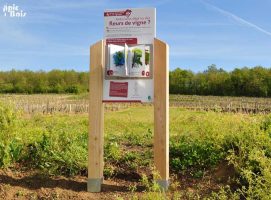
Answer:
141, 0, 173, 7
170, 43, 271, 60
0, 43, 89, 57
26, 0, 107, 11
201, 0, 271, 37
0, 16, 42, 45
159, 21, 233, 27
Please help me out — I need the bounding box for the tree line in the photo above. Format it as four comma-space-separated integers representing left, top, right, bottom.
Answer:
170, 65, 271, 97
0, 65, 270, 97
0, 70, 88, 94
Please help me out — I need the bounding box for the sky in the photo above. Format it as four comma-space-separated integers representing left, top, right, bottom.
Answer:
0, 0, 271, 72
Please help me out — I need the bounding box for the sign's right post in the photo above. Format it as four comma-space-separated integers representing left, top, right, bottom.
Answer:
153, 38, 169, 190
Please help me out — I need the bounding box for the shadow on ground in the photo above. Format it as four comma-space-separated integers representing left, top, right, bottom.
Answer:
0, 173, 134, 193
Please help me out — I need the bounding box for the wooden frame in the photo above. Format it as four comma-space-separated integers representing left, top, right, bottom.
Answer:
88, 38, 169, 192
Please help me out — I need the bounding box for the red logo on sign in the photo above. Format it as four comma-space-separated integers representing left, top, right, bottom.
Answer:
109, 81, 128, 97
106, 38, 137, 45
104, 9, 132, 18
124, 9, 132, 18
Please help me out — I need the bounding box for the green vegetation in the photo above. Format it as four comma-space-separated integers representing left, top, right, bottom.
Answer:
0, 69, 88, 94
145, 49, 150, 65
1, 65, 271, 97
170, 65, 271, 97
1, 100, 271, 199
132, 48, 143, 67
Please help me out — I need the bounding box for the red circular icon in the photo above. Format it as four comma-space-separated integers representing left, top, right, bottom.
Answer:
142, 70, 145, 76
146, 72, 150, 77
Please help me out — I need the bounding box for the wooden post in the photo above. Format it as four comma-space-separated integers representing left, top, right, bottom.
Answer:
88, 38, 169, 192
88, 40, 105, 192
153, 38, 169, 190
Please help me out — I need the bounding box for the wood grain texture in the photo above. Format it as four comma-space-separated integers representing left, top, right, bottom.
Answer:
88, 40, 105, 179
153, 38, 169, 180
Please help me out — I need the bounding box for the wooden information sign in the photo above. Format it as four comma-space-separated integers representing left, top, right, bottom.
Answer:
88, 8, 169, 192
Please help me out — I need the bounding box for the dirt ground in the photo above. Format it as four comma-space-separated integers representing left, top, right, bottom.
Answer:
0, 162, 235, 200
0, 169, 136, 200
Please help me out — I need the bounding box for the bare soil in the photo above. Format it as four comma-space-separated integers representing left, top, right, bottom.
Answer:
0, 168, 138, 200
0, 162, 236, 200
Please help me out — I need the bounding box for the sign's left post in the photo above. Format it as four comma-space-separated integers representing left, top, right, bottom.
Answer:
88, 40, 105, 192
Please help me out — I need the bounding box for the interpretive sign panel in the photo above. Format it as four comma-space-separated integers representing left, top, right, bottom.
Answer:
103, 8, 156, 102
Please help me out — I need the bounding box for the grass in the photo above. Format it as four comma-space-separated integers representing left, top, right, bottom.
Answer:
1, 101, 271, 199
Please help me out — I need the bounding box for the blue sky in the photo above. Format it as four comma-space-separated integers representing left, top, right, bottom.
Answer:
0, 0, 271, 72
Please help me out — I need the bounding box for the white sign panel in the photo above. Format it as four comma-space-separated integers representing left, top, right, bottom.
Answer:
103, 8, 156, 103
103, 79, 153, 103
104, 8, 156, 44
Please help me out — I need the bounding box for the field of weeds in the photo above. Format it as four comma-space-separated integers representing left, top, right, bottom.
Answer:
0, 95, 271, 199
